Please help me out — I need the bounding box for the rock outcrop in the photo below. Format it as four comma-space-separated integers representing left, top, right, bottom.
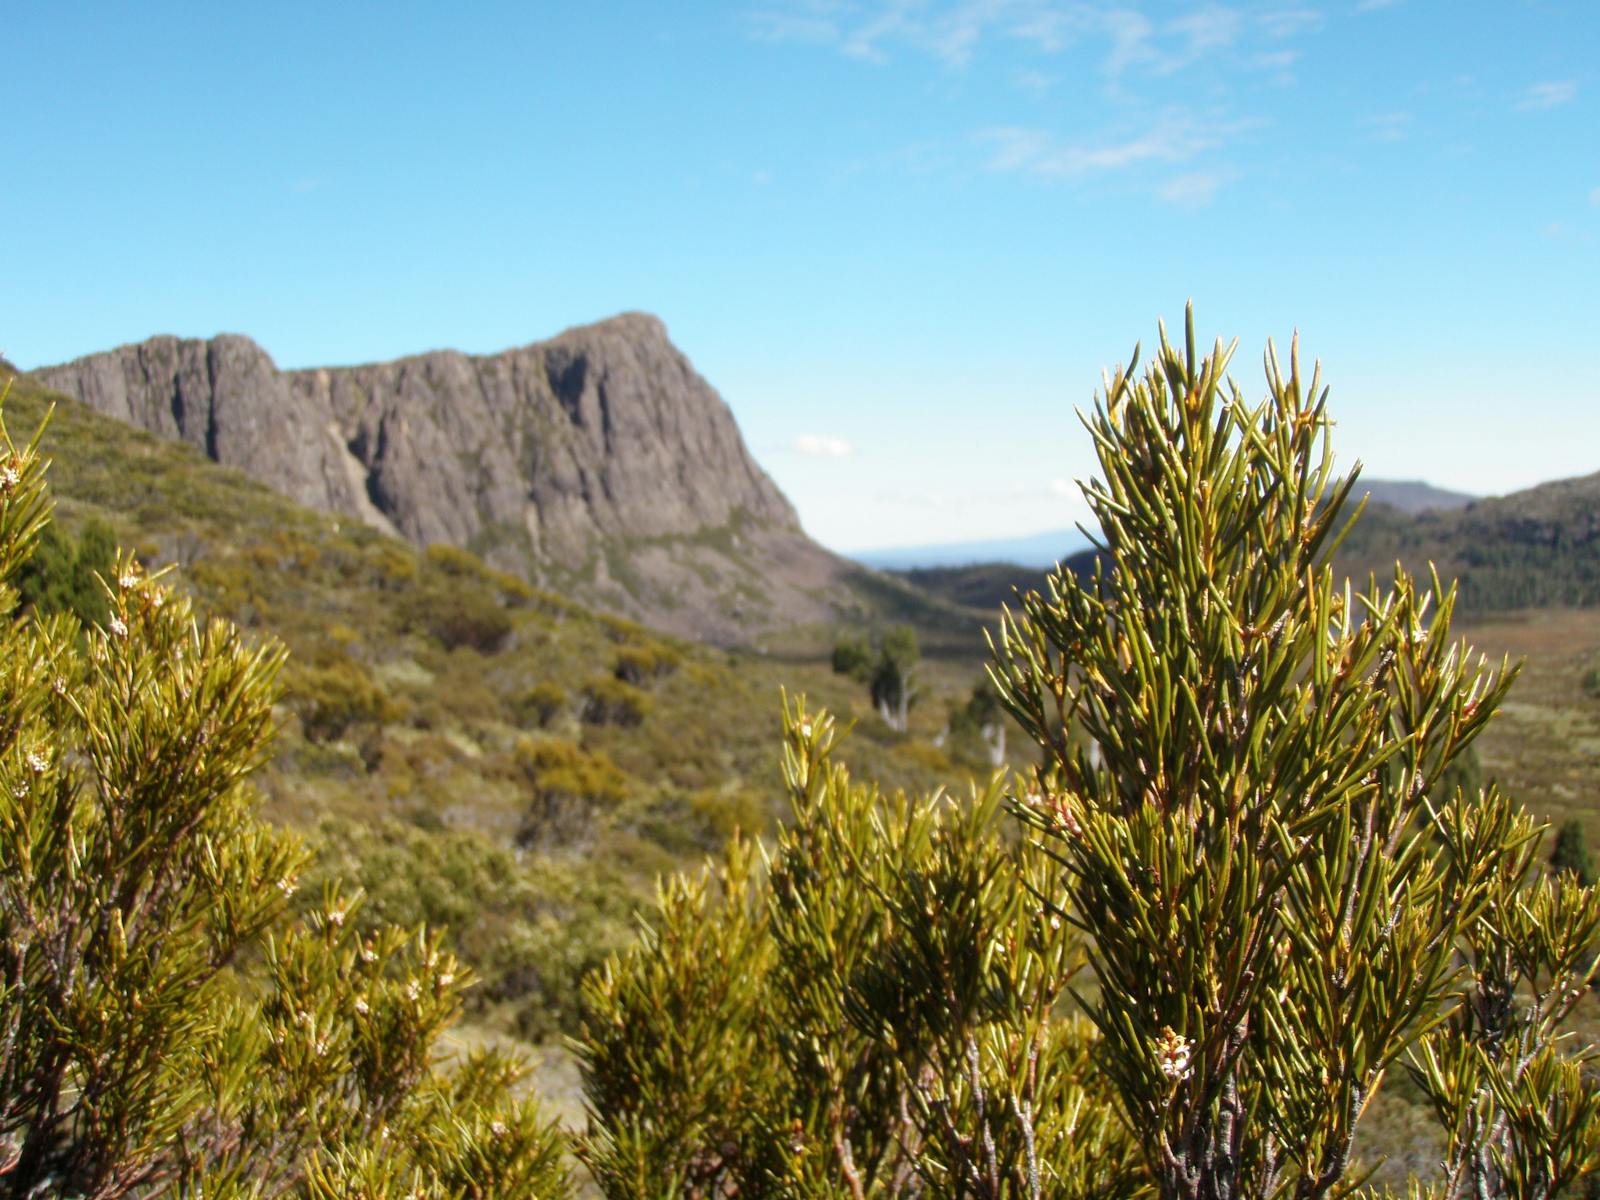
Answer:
33, 314, 854, 642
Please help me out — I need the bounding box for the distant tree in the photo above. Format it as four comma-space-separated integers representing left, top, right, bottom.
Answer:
869, 625, 919, 732
830, 631, 872, 680
830, 625, 921, 732
947, 674, 1007, 767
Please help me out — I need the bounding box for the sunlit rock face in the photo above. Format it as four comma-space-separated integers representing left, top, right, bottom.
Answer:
35, 313, 854, 643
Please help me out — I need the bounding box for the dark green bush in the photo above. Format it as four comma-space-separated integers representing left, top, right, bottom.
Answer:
403, 583, 513, 652
14, 516, 115, 625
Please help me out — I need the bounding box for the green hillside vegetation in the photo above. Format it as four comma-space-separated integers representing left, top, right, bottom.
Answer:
1333, 478, 1600, 609
0, 371, 1016, 1048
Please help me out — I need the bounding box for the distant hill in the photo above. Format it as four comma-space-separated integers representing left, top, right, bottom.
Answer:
1334, 471, 1600, 608
1355, 479, 1475, 515
896, 475, 1600, 616
32, 314, 868, 645
852, 526, 1093, 570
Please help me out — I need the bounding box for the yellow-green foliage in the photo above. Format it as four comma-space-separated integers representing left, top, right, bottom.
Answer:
0, 391, 571, 1199
516, 679, 569, 727
288, 652, 400, 743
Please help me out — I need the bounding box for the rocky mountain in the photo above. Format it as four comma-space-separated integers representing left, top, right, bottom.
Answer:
32, 314, 861, 643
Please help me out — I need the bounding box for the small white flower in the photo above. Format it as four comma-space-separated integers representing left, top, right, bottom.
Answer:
276, 876, 299, 898
327, 907, 346, 928
362, 946, 379, 963
406, 979, 420, 1001
490, 1120, 509, 1139
354, 997, 369, 1016
25, 749, 47, 774
1155, 1027, 1193, 1082
438, 971, 455, 988
11, 783, 27, 800
0, 464, 20, 490
799, 721, 812, 737
51, 677, 66, 696
314, 1036, 329, 1056
107, 617, 128, 639
118, 571, 140, 591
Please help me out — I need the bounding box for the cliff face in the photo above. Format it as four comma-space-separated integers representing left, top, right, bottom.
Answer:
33, 314, 850, 642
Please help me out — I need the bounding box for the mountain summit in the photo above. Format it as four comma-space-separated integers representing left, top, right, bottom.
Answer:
33, 314, 853, 642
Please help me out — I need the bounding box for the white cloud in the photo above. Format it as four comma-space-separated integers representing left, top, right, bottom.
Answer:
1515, 80, 1577, 111
1158, 170, 1228, 206
791, 433, 855, 457
1355, 0, 1399, 10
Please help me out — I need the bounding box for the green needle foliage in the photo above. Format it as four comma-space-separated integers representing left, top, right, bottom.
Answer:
989, 309, 1600, 1198
578, 697, 1143, 1198
0, 385, 571, 1199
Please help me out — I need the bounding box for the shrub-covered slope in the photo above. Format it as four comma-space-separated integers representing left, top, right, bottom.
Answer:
1, 368, 1006, 1043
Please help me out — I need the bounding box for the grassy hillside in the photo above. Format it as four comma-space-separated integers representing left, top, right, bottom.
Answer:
0, 370, 1014, 1050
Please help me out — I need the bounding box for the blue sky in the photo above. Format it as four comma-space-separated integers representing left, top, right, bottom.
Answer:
6, 2, 1597, 553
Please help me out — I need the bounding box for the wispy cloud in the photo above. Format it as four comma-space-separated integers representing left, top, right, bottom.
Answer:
1541, 221, 1592, 245
1355, 0, 1399, 10
790, 433, 855, 457
979, 112, 1247, 177
1158, 170, 1229, 206
1362, 111, 1412, 142
1515, 80, 1577, 111
748, 1, 1322, 77
1259, 6, 1324, 37
1012, 66, 1059, 95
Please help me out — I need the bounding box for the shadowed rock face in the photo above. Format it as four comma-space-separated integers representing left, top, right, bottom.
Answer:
33, 313, 851, 642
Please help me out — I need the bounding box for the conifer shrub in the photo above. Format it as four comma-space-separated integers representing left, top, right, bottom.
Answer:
579, 313, 1600, 1199
0, 389, 572, 1198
